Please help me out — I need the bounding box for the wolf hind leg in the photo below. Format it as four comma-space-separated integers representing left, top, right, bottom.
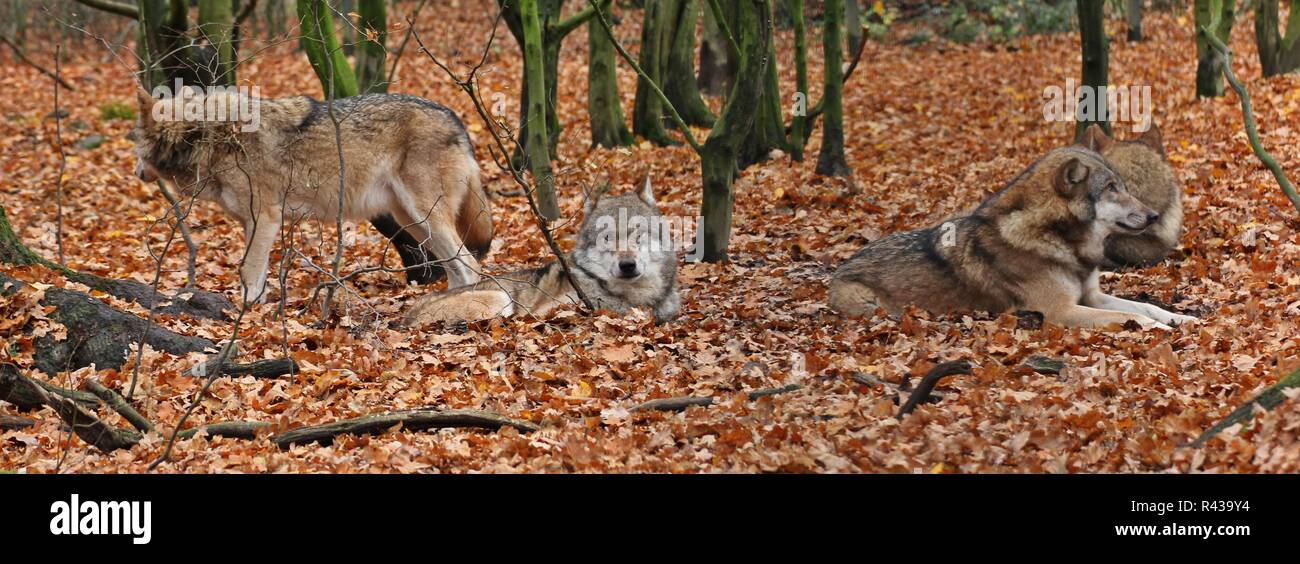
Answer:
389, 204, 481, 288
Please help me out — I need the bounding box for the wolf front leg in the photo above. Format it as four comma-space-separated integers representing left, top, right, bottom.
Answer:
239, 212, 282, 305
1080, 271, 1197, 326
1020, 273, 1170, 330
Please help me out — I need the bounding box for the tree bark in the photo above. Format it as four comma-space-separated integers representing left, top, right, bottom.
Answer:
1195, 0, 1235, 98
297, 0, 358, 99
587, 1, 635, 147
663, 0, 716, 127
198, 0, 236, 85
1076, 0, 1110, 135
634, 0, 680, 146
738, 5, 788, 169
815, 0, 851, 177
519, 0, 561, 219
788, 0, 808, 162
1254, 0, 1300, 77
1126, 0, 1143, 41
697, 0, 734, 95
700, 0, 772, 262
354, 0, 387, 93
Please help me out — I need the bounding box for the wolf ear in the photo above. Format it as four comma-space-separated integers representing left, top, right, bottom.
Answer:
1074, 124, 1113, 153
1055, 158, 1090, 196
638, 175, 656, 206
1133, 123, 1165, 155
136, 87, 156, 126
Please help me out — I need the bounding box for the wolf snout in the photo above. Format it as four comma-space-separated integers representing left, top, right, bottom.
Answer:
1121, 210, 1159, 231
617, 258, 640, 278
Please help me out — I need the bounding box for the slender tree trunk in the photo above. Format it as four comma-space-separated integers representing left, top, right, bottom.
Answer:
634, 0, 679, 145
698, 0, 733, 95
1126, 0, 1143, 41
1255, 0, 1300, 77
1195, 0, 1235, 98
663, 0, 715, 127
815, 0, 850, 177
845, 0, 862, 58
788, 0, 807, 162
521, 0, 560, 219
701, 0, 771, 262
588, 2, 634, 147
198, 0, 236, 85
297, 0, 358, 98
738, 16, 787, 169
1077, 0, 1110, 135
354, 0, 387, 93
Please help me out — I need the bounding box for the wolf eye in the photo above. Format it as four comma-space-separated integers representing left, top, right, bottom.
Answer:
1106, 183, 1118, 193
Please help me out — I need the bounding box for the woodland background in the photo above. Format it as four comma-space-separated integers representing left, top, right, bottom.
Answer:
0, 0, 1298, 473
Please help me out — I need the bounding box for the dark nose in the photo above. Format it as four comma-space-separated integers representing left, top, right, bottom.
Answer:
618, 259, 638, 276
1145, 211, 1160, 226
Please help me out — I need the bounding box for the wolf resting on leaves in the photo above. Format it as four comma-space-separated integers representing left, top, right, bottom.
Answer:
132, 88, 493, 305
404, 178, 681, 326
828, 133, 1196, 330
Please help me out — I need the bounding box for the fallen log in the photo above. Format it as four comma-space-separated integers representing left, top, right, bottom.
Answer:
0, 272, 215, 375
271, 408, 540, 448
0, 414, 36, 431
0, 206, 233, 321
0, 362, 141, 452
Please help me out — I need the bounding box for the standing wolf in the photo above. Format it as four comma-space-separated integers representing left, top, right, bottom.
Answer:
403, 178, 681, 325
1076, 125, 1183, 268
827, 143, 1196, 329
132, 88, 493, 304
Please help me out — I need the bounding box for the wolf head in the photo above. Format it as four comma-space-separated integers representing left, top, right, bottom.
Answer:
1072, 125, 1162, 233
1077, 123, 1179, 212
573, 177, 674, 284
131, 87, 241, 191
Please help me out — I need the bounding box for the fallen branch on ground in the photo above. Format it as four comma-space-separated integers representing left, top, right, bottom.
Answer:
1188, 366, 1300, 447
898, 361, 973, 418
82, 378, 152, 433
631, 383, 805, 412
271, 408, 540, 448
0, 363, 141, 452
0, 415, 36, 431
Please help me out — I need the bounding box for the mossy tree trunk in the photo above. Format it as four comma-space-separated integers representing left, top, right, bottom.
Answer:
1076, 0, 1110, 135
633, 0, 679, 145
815, 0, 850, 177
663, 0, 716, 128
354, 0, 387, 93
788, 0, 808, 162
1195, 0, 1235, 98
587, 1, 635, 147
520, 0, 560, 219
197, 0, 236, 85
297, 0, 358, 98
1255, 0, 1300, 77
697, 0, 735, 95
701, 0, 772, 262
1126, 0, 1142, 41
738, 5, 788, 169
501, 0, 603, 163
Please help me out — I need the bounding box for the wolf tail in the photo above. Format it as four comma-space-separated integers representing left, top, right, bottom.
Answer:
827, 276, 879, 317
455, 158, 494, 261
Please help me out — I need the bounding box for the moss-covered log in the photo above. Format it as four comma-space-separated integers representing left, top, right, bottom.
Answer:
1190, 366, 1300, 447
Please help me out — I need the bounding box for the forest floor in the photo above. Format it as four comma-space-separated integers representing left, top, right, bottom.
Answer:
1, 6, 1299, 473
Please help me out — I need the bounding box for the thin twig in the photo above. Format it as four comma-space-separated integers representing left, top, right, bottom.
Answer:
0, 35, 76, 91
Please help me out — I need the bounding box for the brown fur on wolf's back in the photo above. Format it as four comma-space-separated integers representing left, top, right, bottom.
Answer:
828, 146, 1122, 318
1096, 127, 1182, 268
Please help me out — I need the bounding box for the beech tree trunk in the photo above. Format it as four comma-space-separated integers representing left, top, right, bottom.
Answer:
197, 0, 236, 85
354, 0, 387, 93
1127, 0, 1143, 41
634, 0, 679, 145
297, 0, 358, 98
1077, 0, 1110, 135
588, 1, 634, 147
1255, 0, 1300, 77
1195, 0, 1235, 98
701, 0, 772, 262
815, 0, 851, 177
663, 0, 715, 127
